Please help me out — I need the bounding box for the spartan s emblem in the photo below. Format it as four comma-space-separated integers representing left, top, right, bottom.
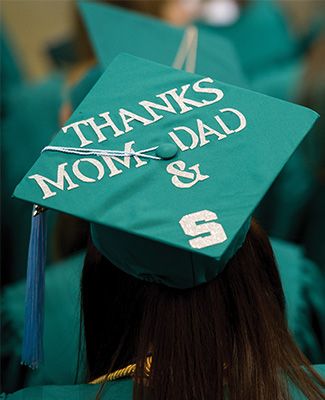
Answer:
179, 210, 227, 249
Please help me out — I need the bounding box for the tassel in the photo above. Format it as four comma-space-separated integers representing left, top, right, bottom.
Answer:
21, 205, 47, 369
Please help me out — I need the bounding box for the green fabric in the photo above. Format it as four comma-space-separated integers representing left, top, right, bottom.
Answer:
271, 239, 324, 362
1, 252, 85, 392
13, 54, 318, 288
1, 74, 63, 283
0, 379, 133, 400
2, 242, 323, 390
251, 59, 304, 102
299, 87, 325, 270
255, 146, 315, 240
79, 1, 247, 87
198, 0, 300, 77
1, 366, 324, 399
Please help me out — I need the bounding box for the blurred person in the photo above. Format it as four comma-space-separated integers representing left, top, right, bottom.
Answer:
295, 34, 325, 271
4, 228, 325, 398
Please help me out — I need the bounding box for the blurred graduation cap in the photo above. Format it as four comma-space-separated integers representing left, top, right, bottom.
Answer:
68, 0, 248, 118
14, 54, 318, 367
78, 0, 246, 87
198, 0, 300, 77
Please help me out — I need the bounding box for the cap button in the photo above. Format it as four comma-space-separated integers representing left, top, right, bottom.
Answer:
156, 143, 178, 160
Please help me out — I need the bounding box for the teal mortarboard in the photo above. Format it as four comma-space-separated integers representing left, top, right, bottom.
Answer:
78, 1, 246, 87
14, 54, 318, 367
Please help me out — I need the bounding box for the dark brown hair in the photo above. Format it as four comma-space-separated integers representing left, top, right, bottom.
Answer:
52, 214, 89, 261
81, 221, 324, 399
102, 0, 167, 17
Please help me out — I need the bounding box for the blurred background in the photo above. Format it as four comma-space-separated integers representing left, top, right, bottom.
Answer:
1, 0, 324, 394
1, 0, 324, 81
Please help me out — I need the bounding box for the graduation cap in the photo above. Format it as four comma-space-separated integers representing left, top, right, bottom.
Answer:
69, 66, 102, 111
14, 54, 318, 368
78, 0, 246, 87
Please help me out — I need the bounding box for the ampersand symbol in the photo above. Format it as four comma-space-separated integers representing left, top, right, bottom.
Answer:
166, 160, 209, 189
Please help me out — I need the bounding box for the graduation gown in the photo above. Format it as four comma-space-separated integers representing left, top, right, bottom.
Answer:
1, 365, 324, 400
1, 74, 63, 283
2, 240, 324, 392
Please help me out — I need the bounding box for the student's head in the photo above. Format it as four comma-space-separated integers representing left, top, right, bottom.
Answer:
81, 219, 324, 400
13, 33, 322, 394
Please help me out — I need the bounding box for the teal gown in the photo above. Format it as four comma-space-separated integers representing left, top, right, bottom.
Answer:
2, 239, 324, 392
1, 74, 63, 283
1, 365, 324, 399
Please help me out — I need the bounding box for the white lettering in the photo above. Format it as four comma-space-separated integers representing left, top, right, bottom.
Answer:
102, 141, 148, 177
29, 162, 79, 199
215, 108, 246, 134
168, 126, 199, 151
72, 158, 105, 182
166, 161, 209, 188
179, 210, 227, 249
161, 84, 208, 114
139, 96, 177, 122
192, 77, 224, 105
62, 121, 92, 148
119, 109, 153, 133
87, 112, 124, 139
197, 118, 226, 146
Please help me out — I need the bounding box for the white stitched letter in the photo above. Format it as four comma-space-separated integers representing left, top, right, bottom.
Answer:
101, 141, 148, 177
119, 108, 153, 133
62, 121, 92, 147
160, 84, 208, 114
139, 95, 177, 122
168, 126, 199, 151
215, 108, 247, 135
192, 77, 224, 105
87, 112, 124, 139
72, 158, 105, 183
197, 118, 226, 146
29, 162, 79, 199
179, 210, 227, 249
167, 161, 209, 189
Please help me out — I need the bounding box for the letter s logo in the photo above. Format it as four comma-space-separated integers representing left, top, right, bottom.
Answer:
179, 210, 227, 249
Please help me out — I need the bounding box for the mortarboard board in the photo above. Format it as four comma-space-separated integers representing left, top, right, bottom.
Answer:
14, 54, 318, 367
78, 1, 247, 87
